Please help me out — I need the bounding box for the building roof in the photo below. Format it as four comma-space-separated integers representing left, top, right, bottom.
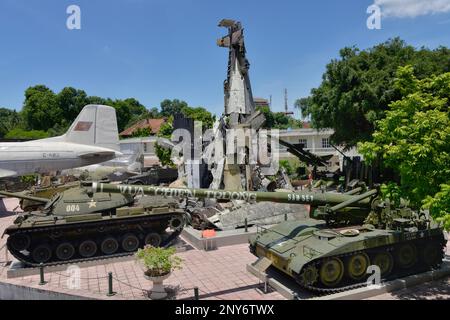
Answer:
278, 127, 334, 137
302, 122, 311, 129
119, 118, 166, 137
254, 97, 268, 103
253, 97, 269, 107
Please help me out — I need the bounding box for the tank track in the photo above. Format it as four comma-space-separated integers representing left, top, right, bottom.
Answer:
296, 235, 447, 295
5, 212, 185, 268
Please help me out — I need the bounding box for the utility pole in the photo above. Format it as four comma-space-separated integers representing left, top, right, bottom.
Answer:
284, 88, 288, 113
284, 88, 293, 116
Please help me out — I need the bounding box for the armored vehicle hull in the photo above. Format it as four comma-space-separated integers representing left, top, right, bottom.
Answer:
2, 186, 187, 267
125, 167, 178, 186
249, 220, 447, 293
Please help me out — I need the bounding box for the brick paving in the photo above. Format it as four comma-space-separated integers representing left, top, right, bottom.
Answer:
0, 197, 449, 300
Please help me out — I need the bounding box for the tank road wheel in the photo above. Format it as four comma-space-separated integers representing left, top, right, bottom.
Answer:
372, 252, 394, 277
55, 242, 75, 261
101, 237, 119, 255
32, 244, 52, 263
9, 234, 31, 251
319, 258, 344, 288
396, 243, 418, 269
121, 233, 139, 252
144, 233, 162, 247
346, 253, 370, 281
297, 265, 319, 287
421, 242, 443, 268
79, 240, 97, 258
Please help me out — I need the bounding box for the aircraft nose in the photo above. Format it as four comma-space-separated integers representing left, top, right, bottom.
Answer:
114, 151, 124, 157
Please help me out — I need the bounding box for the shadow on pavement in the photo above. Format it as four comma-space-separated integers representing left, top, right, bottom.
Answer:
391, 256, 450, 300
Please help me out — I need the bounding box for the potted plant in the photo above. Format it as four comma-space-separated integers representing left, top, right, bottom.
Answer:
135, 245, 183, 299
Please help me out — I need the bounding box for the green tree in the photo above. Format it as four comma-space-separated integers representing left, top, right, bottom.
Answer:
257, 106, 275, 128
0, 108, 21, 138
160, 99, 188, 117
126, 107, 162, 129
57, 87, 89, 123
257, 106, 302, 129
154, 105, 214, 167
298, 38, 450, 147
181, 106, 216, 129
158, 120, 174, 137
22, 85, 60, 131
5, 128, 49, 139
106, 98, 149, 132
11, 85, 151, 138
423, 184, 450, 230
359, 66, 450, 229
131, 127, 152, 138
148, 107, 161, 118
279, 160, 293, 175
155, 121, 175, 167
87, 96, 107, 105
123, 98, 147, 116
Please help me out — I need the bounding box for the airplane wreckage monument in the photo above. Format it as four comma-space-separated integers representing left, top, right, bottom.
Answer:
0, 19, 446, 301
163, 19, 309, 231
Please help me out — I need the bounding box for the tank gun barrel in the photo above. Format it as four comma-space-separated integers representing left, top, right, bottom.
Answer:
329, 189, 377, 212
0, 190, 49, 204
92, 183, 376, 208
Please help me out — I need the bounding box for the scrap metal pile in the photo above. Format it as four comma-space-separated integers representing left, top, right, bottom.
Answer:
158, 20, 308, 230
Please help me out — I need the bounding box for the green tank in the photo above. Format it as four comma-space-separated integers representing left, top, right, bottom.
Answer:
91, 183, 447, 293
0, 183, 187, 267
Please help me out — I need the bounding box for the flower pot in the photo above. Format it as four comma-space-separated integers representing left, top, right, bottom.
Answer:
145, 272, 171, 300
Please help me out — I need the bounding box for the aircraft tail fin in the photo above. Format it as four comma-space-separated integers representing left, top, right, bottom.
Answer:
63, 104, 120, 151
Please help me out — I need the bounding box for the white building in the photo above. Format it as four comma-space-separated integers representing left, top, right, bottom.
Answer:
278, 128, 335, 157
118, 137, 160, 168
277, 128, 358, 171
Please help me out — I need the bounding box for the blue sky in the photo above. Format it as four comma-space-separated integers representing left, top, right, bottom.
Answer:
0, 0, 449, 116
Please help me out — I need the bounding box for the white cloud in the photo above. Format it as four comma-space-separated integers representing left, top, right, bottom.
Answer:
374, 0, 450, 18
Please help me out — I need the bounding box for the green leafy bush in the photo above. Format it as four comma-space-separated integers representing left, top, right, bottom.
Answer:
423, 184, 450, 231
135, 246, 183, 277
5, 128, 49, 140
279, 160, 293, 175
380, 182, 403, 207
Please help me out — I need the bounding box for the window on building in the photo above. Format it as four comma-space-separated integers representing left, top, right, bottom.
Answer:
322, 138, 331, 149
298, 139, 308, 148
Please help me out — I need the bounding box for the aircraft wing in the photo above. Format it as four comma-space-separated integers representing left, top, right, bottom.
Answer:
78, 151, 117, 159
0, 168, 18, 178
